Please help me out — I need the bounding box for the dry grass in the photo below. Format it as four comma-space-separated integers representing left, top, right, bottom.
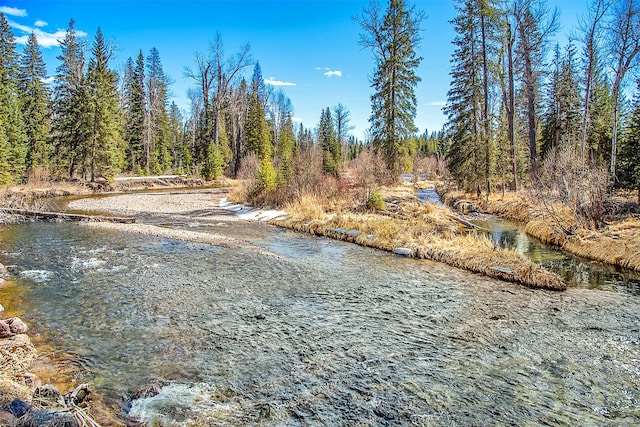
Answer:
272, 195, 565, 290
0, 378, 32, 406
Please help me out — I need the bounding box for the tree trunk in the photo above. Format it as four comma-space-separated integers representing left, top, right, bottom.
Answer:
481, 12, 491, 197
506, 23, 518, 191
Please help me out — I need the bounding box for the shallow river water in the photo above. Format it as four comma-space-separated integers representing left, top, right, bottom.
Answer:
1, 215, 639, 426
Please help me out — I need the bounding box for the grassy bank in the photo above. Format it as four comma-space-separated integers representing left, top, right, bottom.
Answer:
440, 187, 640, 272
269, 190, 565, 291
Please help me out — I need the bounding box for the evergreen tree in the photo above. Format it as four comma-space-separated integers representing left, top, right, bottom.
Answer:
276, 113, 296, 184
251, 61, 269, 107
51, 19, 90, 179
86, 27, 124, 181
318, 107, 340, 176
0, 113, 10, 185
257, 155, 277, 192
619, 78, 640, 201
587, 75, 614, 163
540, 43, 581, 158
123, 51, 146, 173
146, 47, 171, 174
357, 0, 424, 171
446, 0, 484, 192
168, 102, 190, 174
245, 94, 271, 160
514, 0, 558, 176
18, 33, 51, 176
0, 13, 27, 183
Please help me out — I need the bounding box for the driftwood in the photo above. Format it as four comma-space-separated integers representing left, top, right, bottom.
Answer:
449, 213, 481, 229
0, 208, 136, 224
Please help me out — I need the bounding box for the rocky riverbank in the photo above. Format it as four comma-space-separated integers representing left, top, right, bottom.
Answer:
0, 263, 104, 426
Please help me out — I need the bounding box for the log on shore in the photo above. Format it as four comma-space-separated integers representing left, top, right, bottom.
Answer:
0, 208, 136, 223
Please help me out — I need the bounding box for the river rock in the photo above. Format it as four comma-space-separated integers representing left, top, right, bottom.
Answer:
130, 380, 164, 400
5, 399, 31, 418
0, 263, 6, 274
0, 304, 4, 315
7, 318, 27, 335
0, 278, 6, 287
393, 247, 413, 256
0, 321, 12, 338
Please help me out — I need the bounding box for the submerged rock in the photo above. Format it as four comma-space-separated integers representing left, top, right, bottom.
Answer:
130, 380, 164, 400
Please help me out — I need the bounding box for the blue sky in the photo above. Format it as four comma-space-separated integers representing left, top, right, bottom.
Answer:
3, 0, 583, 140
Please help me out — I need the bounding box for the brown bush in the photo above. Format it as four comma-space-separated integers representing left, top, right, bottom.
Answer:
350, 150, 395, 206
534, 143, 612, 229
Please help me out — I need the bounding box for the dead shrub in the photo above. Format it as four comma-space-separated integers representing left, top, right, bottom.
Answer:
351, 150, 395, 207
533, 143, 612, 230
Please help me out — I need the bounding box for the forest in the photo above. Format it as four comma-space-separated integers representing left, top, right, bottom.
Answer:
0, 0, 639, 215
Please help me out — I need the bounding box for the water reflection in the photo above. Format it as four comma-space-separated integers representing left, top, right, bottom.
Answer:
472, 218, 640, 294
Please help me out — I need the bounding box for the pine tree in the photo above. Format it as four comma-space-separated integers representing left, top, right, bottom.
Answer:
540, 43, 581, 158
168, 102, 190, 174
0, 112, 11, 185
86, 27, 124, 182
123, 51, 146, 173
146, 47, 171, 174
587, 75, 614, 163
446, 0, 484, 192
51, 19, 90, 179
18, 33, 51, 177
619, 77, 640, 202
245, 94, 271, 160
514, 0, 558, 176
276, 113, 296, 184
0, 13, 27, 183
357, 0, 424, 171
318, 107, 340, 176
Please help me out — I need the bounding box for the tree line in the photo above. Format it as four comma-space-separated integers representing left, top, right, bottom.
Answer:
2, 0, 639, 205
0, 14, 363, 190
444, 0, 640, 202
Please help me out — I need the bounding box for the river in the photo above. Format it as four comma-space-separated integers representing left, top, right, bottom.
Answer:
0, 196, 639, 426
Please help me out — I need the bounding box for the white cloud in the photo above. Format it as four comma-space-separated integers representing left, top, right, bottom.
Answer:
324, 70, 342, 77
292, 117, 303, 123
8, 20, 31, 32
41, 76, 55, 84
9, 19, 86, 48
34, 20, 47, 27
427, 101, 447, 107
0, 6, 27, 17
264, 77, 296, 87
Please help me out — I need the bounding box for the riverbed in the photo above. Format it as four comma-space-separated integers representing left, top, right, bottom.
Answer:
0, 191, 639, 426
